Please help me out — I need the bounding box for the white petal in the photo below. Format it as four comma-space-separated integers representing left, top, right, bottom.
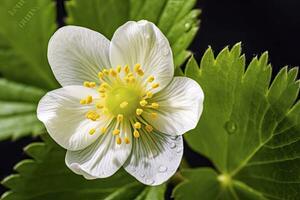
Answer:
48, 26, 111, 86
37, 86, 110, 151
144, 77, 204, 135
66, 121, 132, 179
124, 131, 183, 186
110, 20, 174, 92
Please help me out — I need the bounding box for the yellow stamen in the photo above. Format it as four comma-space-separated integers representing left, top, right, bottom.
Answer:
113, 129, 120, 135
86, 111, 100, 121
117, 114, 124, 122
151, 112, 158, 119
103, 69, 109, 75
152, 83, 159, 89
137, 70, 144, 76
147, 76, 155, 83
83, 81, 90, 87
89, 82, 96, 88
116, 136, 122, 144
98, 87, 106, 93
140, 100, 148, 106
133, 130, 140, 138
96, 103, 104, 109
101, 127, 107, 134
89, 128, 96, 135
98, 72, 104, 79
100, 93, 106, 98
116, 65, 122, 73
120, 101, 129, 108
145, 125, 153, 132
80, 99, 87, 104
146, 92, 153, 98
134, 122, 141, 129
151, 102, 159, 109
86, 95, 93, 104
125, 137, 130, 144
127, 72, 134, 77
110, 69, 117, 77
136, 108, 143, 115
124, 65, 130, 74
134, 64, 141, 71
100, 82, 109, 88
134, 64, 144, 76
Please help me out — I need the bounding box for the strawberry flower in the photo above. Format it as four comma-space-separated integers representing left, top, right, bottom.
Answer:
37, 20, 204, 185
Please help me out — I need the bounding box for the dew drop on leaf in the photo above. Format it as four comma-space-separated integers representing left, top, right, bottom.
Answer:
224, 120, 237, 135
184, 22, 191, 31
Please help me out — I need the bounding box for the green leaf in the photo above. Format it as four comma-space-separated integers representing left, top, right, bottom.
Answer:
66, 0, 200, 67
1, 135, 166, 199
174, 168, 267, 200
175, 43, 300, 199
0, 0, 58, 89
0, 79, 46, 141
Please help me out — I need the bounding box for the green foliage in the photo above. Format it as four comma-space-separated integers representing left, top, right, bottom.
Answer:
2, 0, 299, 199
174, 43, 300, 199
174, 168, 267, 200
0, 79, 45, 140
66, 0, 200, 67
1, 135, 166, 200
0, 0, 200, 141
0, 0, 58, 89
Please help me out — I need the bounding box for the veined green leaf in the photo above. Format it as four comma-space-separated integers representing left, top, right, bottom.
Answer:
174, 168, 267, 200
66, 0, 200, 67
0, 0, 58, 89
0, 79, 45, 141
1, 135, 166, 200
174, 43, 300, 199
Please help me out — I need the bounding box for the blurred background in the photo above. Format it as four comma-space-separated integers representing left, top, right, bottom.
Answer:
1, 0, 300, 194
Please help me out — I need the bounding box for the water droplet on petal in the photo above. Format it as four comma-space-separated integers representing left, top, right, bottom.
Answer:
146, 178, 154, 184
170, 143, 176, 149
176, 148, 182, 153
158, 165, 168, 172
224, 121, 237, 135
141, 174, 145, 178
162, 47, 169, 56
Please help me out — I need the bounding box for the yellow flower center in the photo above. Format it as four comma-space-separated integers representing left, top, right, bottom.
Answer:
105, 86, 141, 117
80, 64, 161, 145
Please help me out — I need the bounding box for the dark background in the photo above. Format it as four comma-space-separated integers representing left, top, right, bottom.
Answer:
1, 0, 300, 195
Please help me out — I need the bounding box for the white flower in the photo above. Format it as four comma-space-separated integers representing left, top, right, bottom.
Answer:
37, 20, 204, 186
